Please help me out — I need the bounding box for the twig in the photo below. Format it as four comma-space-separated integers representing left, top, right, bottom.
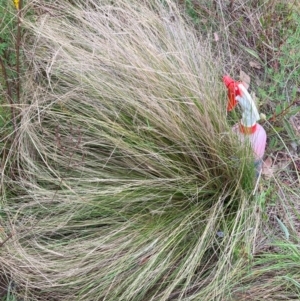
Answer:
0, 233, 13, 248
269, 99, 300, 122
15, 0, 23, 104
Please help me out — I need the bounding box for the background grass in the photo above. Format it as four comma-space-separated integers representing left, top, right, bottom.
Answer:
178, 0, 300, 150
0, 0, 299, 300
0, 0, 16, 167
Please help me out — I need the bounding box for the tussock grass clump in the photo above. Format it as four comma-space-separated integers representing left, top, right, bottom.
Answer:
1, 0, 258, 300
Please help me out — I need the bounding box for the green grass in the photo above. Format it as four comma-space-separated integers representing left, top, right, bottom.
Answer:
0, 0, 14, 131
231, 240, 300, 300
178, 0, 300, 149
0, 0, 299, 300
0, 0, 22, 190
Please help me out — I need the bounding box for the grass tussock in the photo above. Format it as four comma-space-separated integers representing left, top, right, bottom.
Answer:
1, 0, 260, 300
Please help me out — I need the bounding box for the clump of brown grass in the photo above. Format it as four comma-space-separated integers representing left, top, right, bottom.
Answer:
0, 0, 259, 300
